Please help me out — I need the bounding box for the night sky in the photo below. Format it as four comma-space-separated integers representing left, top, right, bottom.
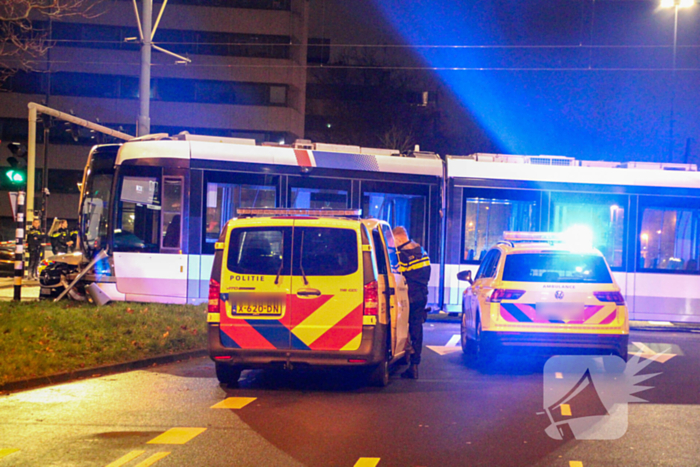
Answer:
309, 0, 700, 163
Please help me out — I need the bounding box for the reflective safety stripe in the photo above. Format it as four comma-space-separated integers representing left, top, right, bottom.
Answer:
500, 303, 615, 324
207, 313, 220, 323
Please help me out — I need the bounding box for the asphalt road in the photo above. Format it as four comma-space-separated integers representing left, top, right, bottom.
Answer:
1, 322, 699, 467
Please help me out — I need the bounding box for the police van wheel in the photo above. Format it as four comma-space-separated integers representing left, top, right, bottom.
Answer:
368, 357, 390, 387
215, 362, 242, 386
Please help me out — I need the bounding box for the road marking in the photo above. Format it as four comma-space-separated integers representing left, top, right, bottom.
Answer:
446, 334, 460, 347
134, 452, 170, 467
106, 450, 145, 467
211, 397, 257, 409
630, 342, 678, 363
569, 462, 583, 467
354, 458, 380, 467
560, 404, 572, 417
147, 428, 206, 445
427, 345, 462, 355
0, 449, 19, 459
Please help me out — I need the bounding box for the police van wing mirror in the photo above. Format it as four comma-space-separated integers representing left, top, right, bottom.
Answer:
457, 270, 473, 284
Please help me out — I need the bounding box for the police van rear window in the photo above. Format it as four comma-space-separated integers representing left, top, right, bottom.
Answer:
295, 227, 358, 276
502, 252, 612, 283
227, 227, 358, 276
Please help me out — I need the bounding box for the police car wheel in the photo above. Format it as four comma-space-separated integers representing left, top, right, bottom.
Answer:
474, 317, 494, 365
215, 362, 242, 386
460, 311, 471, 355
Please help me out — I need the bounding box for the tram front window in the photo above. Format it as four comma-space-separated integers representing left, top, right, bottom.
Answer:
114, 175, 161, 252
79, 147, 118, 257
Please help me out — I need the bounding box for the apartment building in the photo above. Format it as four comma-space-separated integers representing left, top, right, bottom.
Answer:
0, 0, 308, 239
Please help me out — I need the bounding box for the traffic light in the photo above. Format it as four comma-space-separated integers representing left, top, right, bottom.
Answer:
3, 142, 27, 188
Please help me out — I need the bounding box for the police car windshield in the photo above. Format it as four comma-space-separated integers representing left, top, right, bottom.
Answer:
502, 252, 613, 283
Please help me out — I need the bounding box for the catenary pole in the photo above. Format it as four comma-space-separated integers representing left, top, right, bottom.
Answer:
138, 0, 153, 136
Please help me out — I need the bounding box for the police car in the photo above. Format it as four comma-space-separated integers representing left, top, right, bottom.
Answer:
207, 208, 411, 387
458, 231, 629, 362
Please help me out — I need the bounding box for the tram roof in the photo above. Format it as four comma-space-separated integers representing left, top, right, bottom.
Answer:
115, 135, 443, 178
447, 153, 700, 190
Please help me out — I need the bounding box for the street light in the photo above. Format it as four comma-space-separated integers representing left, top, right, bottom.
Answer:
660, 0, 696, 162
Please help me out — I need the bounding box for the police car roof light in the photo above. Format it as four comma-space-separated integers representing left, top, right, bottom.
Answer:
503, 231, 563, 243
237, 208, 363, 218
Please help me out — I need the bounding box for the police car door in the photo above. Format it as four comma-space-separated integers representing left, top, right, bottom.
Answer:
378, 223, 409, 358
288, 219, 365, 352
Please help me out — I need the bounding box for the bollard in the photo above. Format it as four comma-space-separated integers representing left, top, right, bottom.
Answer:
14, 191, 26, 301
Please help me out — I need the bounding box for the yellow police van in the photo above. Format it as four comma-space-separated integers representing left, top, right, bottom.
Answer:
458, 231, 629, 362
207, 208, 410, 387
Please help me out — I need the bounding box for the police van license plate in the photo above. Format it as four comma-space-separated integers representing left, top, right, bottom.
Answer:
230, 295, 285, 316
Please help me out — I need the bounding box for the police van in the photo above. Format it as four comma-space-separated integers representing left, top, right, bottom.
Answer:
458, 231, 629, 362
207, 208, 411, 387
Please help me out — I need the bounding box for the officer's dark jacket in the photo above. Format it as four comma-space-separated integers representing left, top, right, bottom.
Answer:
51, 228, 70, 254
396, 240, 431, 304
27, 227, 45, 251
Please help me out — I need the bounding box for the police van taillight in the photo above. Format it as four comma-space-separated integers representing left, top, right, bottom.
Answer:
363, 280, 379, 316
208, 278, 223, 315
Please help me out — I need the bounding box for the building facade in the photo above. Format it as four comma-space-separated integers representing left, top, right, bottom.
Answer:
0, 0, 309, 239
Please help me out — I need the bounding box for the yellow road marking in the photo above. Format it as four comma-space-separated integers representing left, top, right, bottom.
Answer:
134, 452, 170, 467
354, 458, 380, 467
105, 450, 145, 467
211, 397, 257, 409
147, 428, 206, 445
0, 449, 19, 459
560, 404, 572, 417
569, 462, 583, 467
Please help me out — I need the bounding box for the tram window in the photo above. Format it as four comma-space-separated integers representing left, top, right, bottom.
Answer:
205, 182, 276, 243
290, 187, 347, 209
550, 194, 625, 268
464, 197, 537, 263
161, 177, 183, 250
363, 192, 425, 247
115, 175, 161, 253
639, 204, 700, 273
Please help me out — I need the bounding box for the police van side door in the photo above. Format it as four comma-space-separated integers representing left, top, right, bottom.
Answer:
378, 223, 409, 358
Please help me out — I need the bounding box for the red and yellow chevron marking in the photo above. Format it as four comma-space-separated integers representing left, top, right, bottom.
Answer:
219, 293, 364, 351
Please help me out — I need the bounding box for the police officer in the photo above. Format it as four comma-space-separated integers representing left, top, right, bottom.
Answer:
51, 220, 73, 255
26, 218, 45, 280
392, 226, 431, 380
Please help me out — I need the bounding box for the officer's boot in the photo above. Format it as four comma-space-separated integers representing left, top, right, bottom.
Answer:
401, 364, 419, 380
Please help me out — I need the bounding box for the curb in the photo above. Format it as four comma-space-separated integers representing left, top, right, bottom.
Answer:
0, 348, 208, 394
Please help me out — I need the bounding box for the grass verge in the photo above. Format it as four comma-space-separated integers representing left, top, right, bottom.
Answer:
0, 300, 207, 386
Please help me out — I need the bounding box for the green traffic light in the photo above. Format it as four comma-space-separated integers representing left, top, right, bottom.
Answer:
4, 169, 25, 183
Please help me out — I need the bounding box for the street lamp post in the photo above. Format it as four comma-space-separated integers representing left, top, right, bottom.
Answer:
660, 0, 696, 162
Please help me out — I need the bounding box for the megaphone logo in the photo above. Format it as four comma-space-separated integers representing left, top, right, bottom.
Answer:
542, 354, 662, 440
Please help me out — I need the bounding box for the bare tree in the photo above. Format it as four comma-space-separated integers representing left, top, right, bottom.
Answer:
0, 0, 105, 82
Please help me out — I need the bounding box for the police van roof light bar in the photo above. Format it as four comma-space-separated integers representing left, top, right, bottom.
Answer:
237, 208, 363, 218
